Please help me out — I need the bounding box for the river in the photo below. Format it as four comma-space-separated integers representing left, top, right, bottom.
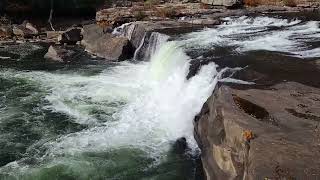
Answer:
0, 15, 320, 180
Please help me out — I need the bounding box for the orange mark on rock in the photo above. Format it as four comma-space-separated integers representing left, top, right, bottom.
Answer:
243, 130, 255, 142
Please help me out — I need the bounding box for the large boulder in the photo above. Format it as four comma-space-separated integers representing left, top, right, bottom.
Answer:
81, 24, 134, 61
194, 82, 320, 180
44, 45, 76, 62
201, 0, 243, 7
12, 25, 34, 38
58, 27, 83, 45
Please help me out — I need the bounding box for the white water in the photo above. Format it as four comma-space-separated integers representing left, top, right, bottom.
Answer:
182, 16, 320, 58
1, 32, 219, 174
2, 16, 320, 177
112, 22, 137, 41
41, 41, 217, 158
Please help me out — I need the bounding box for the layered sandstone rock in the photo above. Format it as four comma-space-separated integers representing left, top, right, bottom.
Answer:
195, 82, 320, 179
81, 24, 134, 61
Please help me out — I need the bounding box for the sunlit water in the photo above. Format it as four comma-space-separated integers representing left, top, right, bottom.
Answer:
0, 15, 320, 180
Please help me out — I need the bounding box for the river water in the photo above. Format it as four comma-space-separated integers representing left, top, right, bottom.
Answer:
0, 15, 320, 180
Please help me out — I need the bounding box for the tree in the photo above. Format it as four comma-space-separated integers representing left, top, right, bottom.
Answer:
48, 0, 55, 31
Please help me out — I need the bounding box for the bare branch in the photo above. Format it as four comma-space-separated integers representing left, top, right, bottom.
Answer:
48, 0, 55, 31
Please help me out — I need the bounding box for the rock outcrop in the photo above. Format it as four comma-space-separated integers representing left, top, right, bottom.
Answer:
201, 0, 243, 7
195, 82, 320, 179
81, 24, 134, 61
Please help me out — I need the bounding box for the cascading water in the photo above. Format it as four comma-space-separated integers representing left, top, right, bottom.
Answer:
112, 23, 136, 41
0, 27, 219, 180
1, 15, 320, 180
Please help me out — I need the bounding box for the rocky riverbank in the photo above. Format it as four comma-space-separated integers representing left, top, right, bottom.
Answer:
195, 81, 320, 179
1, 0, 320, 62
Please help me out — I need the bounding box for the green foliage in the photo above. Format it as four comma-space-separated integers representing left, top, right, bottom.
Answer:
134, 11, 147, 21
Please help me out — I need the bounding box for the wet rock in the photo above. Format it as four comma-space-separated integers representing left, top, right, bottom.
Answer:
58, 27, 83, 45
173, 137, 188, 154
44, 45, 75, 62
81, 24, 134, 61
194, 82, 320, 180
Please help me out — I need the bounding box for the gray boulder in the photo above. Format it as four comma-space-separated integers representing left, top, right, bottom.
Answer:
44, 45, 75, 62
58, 27, 83, 45
81, 24, 134, 61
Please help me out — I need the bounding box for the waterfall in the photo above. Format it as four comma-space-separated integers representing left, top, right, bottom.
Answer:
133, 34, 146, 60
38, 35, 219, 157
4, 15, 320, 179
144, 32, 170, 61
134, 32, 170, 61
113, 23, 171, 61
112, 22, 136, 41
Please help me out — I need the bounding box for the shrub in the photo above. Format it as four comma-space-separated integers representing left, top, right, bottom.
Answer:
134, 10, 147, 21
156, 6, 178, 18
283, 0, 296, 7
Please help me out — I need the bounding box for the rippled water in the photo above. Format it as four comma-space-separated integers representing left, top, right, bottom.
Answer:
0, 15, 320, 180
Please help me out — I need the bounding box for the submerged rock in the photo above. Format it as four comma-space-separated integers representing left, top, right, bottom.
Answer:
195, 82, 320, 179
44, 45, 75, 62
173, 137, 188, 154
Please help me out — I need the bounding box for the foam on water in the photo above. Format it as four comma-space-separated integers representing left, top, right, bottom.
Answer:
3, 62, 149, 125
40, 41, 218, 158
181, 16, 320, 58
2, 16, 320, 178
0, 38, 219, 176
